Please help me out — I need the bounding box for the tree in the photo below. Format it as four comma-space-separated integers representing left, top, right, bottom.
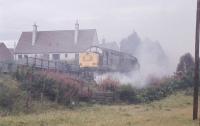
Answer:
176, 53, 195, 74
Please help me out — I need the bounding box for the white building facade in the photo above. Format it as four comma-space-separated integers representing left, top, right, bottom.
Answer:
15, 21, 99, 63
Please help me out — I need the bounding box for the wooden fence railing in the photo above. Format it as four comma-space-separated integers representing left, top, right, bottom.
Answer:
1, 57, 95, 82
16, 57, 80, 73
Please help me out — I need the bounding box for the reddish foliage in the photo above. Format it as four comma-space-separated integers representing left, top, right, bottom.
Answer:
37, 70, 84, 100
147, 75, 171, 88
99, 76, 120, 91
78, 87, 93, 100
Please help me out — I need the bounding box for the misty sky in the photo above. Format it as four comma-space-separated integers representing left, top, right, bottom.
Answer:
0, 0, 197, 68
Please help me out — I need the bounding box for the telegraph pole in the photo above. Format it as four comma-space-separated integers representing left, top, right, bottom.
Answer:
193, 0, 200, 120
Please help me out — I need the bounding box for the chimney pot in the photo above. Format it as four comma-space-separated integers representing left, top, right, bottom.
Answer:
32, 23, 37, 46
74, 20, 79, 44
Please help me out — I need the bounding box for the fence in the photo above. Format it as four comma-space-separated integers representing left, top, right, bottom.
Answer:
16, 57, 80, 73
91, 91, 114, 103
0, 57, 94, 82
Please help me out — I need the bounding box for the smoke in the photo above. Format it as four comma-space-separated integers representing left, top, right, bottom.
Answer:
95, 63, 169, 88
136, 38, 171, 80
95, 71, 144, 88
96, 34, 172, 88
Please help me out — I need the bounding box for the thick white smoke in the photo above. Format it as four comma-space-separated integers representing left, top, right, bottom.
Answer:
95, 71, 144, 88
96, 37, 172, 88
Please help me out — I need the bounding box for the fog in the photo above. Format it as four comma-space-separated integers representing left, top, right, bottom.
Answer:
0, 0, 197, 76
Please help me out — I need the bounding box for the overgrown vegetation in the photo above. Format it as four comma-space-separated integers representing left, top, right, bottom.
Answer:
0, 52, 198, 116
0, 67, 89, 115
16, 67, 86, 104
102, 73, 193, 104
0, 75, 26, 115
101, 53, 196, 103
0, 67, 195, 115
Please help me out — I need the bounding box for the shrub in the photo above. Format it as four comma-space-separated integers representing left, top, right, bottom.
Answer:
115, 73, 194, 104
15, 68, 84, 105
99, 76, 119, 92
116, 85, 139, 103
0, 75, 26, 113
41, 71, 83, 104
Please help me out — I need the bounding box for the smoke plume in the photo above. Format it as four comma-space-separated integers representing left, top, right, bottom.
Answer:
96, 31, 171, 88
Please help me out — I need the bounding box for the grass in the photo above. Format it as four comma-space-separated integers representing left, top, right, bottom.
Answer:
0, 92, 199, 126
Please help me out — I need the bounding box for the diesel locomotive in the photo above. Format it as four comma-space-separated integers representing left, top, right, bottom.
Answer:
79, 46, 139, 73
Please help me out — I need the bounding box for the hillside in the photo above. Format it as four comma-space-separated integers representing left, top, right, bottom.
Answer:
0, 92, 198, 126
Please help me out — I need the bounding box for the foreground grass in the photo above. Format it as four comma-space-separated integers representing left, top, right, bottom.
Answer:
0, 93, 199, 126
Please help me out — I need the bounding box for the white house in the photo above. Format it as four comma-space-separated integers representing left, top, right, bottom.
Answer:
15, 21, 99, 63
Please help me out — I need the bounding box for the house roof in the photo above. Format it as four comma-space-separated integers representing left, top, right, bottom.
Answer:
15, 29, 98, 54
0, 43, 13, 62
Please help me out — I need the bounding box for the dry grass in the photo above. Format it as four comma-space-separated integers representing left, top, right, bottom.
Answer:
0, 92, 199, 126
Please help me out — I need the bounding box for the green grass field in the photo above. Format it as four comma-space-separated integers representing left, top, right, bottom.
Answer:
0, 92, 199, 126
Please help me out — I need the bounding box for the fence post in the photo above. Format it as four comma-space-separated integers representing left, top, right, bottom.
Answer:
26, 56, 29, 66
48, 60, 49, 70
34, 57, 36, 67
55, 62, 57, 72
40, 79, 45, 104
41, 59, 43, 69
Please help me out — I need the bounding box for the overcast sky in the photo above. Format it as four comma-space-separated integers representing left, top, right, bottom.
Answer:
0, 0, 197, 68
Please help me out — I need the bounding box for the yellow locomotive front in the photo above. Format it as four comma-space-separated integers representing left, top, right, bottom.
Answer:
79, 52, 100, 68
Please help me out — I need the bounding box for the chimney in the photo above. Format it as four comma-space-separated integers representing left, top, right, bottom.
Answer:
74, 20, 79, 44
32, 23, 37, 46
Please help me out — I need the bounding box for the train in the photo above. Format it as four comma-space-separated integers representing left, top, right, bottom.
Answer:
79, 46, 140, 73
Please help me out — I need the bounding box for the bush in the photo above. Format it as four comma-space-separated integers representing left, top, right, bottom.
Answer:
41, 71, 82, 104
0, 75, 26, 114
12, 64, 196, 108
115, 73, 194, 104
116, 85, 139, 103
99, 77, 119, 92
15, 68, 84, 105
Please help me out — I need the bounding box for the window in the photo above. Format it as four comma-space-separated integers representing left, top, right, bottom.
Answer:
65, 54, 68, 58
52, 54, 60, 60
24, 55, 28, 58
18, 55, 22, 59
75, 53, 79, 58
